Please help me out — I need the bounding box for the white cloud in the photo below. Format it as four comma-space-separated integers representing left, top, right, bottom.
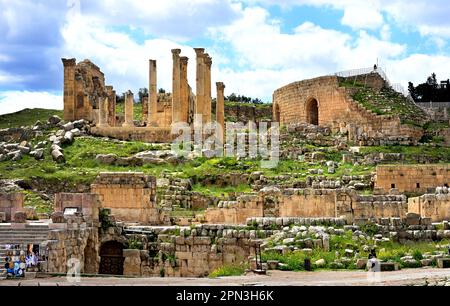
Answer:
0, 91, 62, 115
0, 71, 25, 84
61, 13, 199, 96
387, 54, 450, 88
340, 3, 384, 30
209, 6, 407, 99
78, 0, 242, 41
246, 0, 450, 39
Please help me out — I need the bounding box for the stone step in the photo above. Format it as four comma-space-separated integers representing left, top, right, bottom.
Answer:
0, 234, 49, 238
0, 228, 50, 232
0, 240, 48, 245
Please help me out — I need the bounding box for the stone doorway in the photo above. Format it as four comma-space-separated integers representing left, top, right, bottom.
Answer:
306, 98, 319, 125
99, 241, 124, 275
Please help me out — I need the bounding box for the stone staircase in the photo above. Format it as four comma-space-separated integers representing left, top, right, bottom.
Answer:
0, 225, 50, 279
0, 226, 50, 245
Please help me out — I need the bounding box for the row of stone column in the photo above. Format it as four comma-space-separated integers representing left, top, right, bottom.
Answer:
97, 47, 225, 132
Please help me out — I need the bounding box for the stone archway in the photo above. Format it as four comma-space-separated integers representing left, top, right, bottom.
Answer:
99, 241, 124, 275
306, 98, 319, 125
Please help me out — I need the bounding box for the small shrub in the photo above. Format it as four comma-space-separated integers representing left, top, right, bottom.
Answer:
208, 264, 248, 278
127, 236, 143, 250
99, 208, 114, 230
412, 250, 423, 261
360, 222, 379, 236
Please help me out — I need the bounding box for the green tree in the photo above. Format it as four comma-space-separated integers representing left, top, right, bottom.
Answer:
138, 88, 148, 103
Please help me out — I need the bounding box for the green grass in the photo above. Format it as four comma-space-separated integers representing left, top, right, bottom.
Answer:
208, 263, 248, 278
360, 145, 450, 162
0, 137, 376, 190
263, 230, 449, 272
192, 183, 252, 197
0, 108, 63, 129
343, 84, 428, 127
21, 190, 53, 214
115, 102, 144, 121
224, 101, 272, 109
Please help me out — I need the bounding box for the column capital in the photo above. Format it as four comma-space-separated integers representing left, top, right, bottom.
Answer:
180, 56, 189, 64
149, 59, 157, 64
62, 58, 76, 67
216, 82, 225, 90
126, 90, 134, 96
194, 48, 205, 56
204, 54, 212, 68
171, 49, 181, 56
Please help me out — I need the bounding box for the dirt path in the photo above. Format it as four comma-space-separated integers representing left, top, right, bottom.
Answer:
1, 268, 449, 286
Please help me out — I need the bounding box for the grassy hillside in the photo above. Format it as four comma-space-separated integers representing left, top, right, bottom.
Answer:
0, 108, 63, 129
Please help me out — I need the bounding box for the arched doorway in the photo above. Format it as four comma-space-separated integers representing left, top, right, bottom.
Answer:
99, 241, 124, 275
306, 98, 319, 125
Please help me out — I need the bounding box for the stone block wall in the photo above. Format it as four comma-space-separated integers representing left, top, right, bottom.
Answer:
205, 195, 263, 224
62, 58, 111, 123
91, 126, 175, 143
124, 225, 256, 277
408, 193, 450, 222
91, 172, 160, 224
204, 188, 413, 225
54, 193, 100, 221
0, 192, 24, 221
273, 74, 423, 141
353, 194, 408, 220
375, 164, 450, 193
46, 218, 100, 274
278, 189, 336, 218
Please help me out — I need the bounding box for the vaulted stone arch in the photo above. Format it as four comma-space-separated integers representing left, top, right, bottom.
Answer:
305, 98, 319, 125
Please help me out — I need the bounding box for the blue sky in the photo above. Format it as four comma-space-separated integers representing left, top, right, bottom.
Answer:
1, 0, 450, 114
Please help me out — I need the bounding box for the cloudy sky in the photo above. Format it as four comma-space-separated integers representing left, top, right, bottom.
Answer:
1, 0, 450, 115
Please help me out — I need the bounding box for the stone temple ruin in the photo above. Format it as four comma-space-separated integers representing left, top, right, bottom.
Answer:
1, 57, 449, 279
273, 68, 428, 144
1, 167, 449, 278
62, 48, 226, 143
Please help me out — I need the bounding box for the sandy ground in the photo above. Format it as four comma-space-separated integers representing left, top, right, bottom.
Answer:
1, 268, 449, 286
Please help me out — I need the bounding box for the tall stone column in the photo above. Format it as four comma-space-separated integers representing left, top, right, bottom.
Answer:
172, 49, 182, 124
149, 59, 158, 125
97, 96, 109, 127
194, 48, 205, 120
216, 82, 226, 142
106, 86, 116, 126
61, 58, 77, 121
204, 54, 212, 124
123, 90, 134, 127
180, 56, 189, 123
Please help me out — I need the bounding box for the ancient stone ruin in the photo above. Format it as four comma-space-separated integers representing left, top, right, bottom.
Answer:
62, 48, 226, 143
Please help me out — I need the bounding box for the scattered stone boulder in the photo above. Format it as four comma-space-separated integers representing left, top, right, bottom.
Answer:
356, 258, 368, 269
62, 122, 75, 131
267, 260, 279, 270
51, 211, 66, 223
23, 206, 38, 220
96, 154, 118, 165
14, 211, 27, 223
48, 115, 61, 125
62, 131, 74, 144
51, 149, 65, 163
314, 259, 326, 268
406, 213, 421, 226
